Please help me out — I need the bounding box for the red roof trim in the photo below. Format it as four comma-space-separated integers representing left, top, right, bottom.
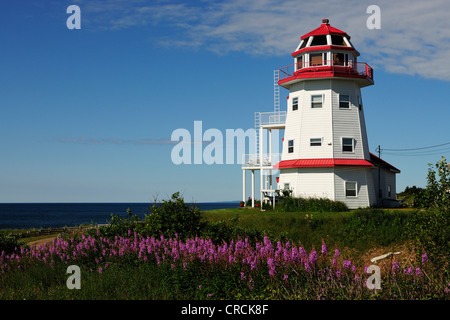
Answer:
292, 45, 355, 57
369, 153, 401, 173
278, 71, 372, 85
301, 23, 350, 40
274, 158, 373, 169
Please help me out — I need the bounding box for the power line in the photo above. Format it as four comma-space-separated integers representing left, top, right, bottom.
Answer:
382, 141, 450, 152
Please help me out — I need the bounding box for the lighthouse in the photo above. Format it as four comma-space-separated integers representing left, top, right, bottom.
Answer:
242, 19, 400, 209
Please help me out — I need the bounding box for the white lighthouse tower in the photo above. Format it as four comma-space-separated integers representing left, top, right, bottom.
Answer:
242, 19, 400, 209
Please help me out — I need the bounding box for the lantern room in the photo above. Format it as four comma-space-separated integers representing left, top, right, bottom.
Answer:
279, 19, 373, 88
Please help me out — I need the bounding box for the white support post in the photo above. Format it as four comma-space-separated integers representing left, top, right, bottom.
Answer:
269, 129, 272, 159
259, 126, 264, 208
251, 170, 255, 208
242, 169, 246, 206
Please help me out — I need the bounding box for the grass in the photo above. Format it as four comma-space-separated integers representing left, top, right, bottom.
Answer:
201, 207, 415, 263
1, 204, 447, 300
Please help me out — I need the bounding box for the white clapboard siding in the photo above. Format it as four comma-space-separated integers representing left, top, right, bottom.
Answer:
334, 167, 374, 209
279, 167, 335, 200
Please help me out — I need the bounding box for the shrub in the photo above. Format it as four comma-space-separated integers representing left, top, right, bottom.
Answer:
140, 192, 206, 240
407, 157, 449, 274
277, 196, 349, 213
0, 233, 26, 255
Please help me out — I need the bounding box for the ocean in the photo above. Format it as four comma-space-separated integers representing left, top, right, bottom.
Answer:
0, 202, 240, 230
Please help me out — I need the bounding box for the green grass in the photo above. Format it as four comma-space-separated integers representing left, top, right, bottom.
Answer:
201, 207, 415, 263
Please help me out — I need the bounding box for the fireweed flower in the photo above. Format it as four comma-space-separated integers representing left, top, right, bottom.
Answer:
309, 250, 318, 266
415, 267, 423, 277
334, 248, 340, 258
392, 261, 400, 274
404, 267, 413, 275
343, 260, 352, 269
321, 240, 327, 256
332, 258, 337, 268
422, 253, 429, 265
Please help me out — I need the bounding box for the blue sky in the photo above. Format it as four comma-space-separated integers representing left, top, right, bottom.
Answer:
0, 0, 449, 203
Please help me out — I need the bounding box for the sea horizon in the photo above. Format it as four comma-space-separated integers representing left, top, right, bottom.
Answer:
0, 202, 241, 230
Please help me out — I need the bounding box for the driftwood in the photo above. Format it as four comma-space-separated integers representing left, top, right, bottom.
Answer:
370, 251, 402, 264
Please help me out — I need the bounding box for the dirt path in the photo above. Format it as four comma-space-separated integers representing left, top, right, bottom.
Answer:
27, 236, 58, 248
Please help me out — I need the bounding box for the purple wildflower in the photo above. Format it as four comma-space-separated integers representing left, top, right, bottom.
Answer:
309, 250, 318, 266
392, 261, 400, 274
404, 267, 413, 276
321, 241, 327, 256
415, 267, 422, 277
421, 253, 428, 265
343, 260, 352, 269
334, 248, 340, 258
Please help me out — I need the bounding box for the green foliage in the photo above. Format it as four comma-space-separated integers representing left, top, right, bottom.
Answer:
89, 212, 140, 239
406, 157, 449, 274
415, 156, 450, 210
140, 192, 206, 240
0, 233, 26, 255
277, 196, 349, 213
202, 215, 265, 245
342, 208, 409, 247
397, 185, 426, 208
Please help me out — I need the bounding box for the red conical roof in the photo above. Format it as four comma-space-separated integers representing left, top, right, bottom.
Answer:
300, 19, 350, 40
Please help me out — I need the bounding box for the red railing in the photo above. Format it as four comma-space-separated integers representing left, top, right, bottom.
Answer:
279, 60, 373, 81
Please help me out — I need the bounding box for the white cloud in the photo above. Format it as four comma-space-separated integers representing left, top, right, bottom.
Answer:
80, 0, 450, 81
58, 137, 176, 145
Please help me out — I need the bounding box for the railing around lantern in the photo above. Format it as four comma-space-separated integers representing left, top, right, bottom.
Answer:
278, 60, 373, 81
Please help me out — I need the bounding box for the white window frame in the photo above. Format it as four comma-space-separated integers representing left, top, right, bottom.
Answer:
309, 52, 327, 67
296, 56, 303, 70
310, 138, 322, 146
387, 185, 392, 198
345, 181, 358, 197
332, 52, 349, 67
292, 97, 299, 111
283, 183, 290, 190
311, 94, 324, 108
339, 94, 351, 109
342, 137, 355, 153
288, 139, 294, 153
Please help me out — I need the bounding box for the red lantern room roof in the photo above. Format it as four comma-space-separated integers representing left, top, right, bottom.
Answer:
301, 19, 350, 40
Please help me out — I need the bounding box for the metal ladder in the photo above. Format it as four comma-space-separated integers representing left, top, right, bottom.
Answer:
273, 69, 280, 113
255, 112, 261, 157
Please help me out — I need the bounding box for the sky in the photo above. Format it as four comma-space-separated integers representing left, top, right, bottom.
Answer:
0, 0, 449, 203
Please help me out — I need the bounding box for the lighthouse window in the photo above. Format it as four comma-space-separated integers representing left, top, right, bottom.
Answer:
331, 35, 346, 46
339, 95, 350, 109
333, 53, 348, 66
292, 97, 298, 111
310, 138, 322, 146
296, 56, 303, 70
299, 39, 307, 49
345, 181, 357, 197
310, 53, 324, 66
342, 138, 354, 152
311, 95, 323, 108
310, 35, 327, 46
288, 140, 294, 153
